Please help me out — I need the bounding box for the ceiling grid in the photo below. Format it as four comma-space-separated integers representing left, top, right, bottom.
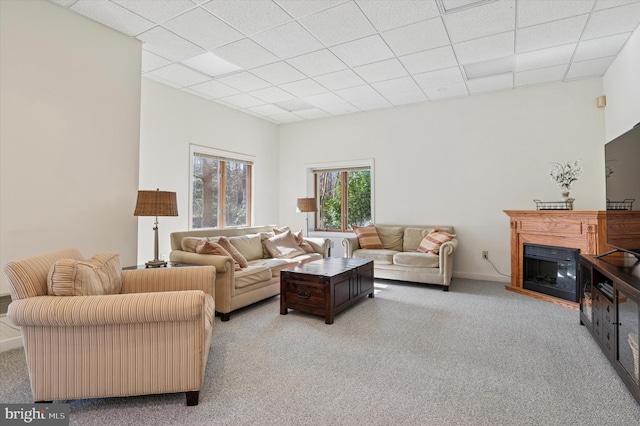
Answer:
49, 0, 640, 123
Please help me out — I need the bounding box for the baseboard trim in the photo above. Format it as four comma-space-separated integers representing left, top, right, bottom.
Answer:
453, 272, 510, 283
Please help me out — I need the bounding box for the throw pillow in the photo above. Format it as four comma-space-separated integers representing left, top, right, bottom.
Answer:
258, 231, 275, 258
263, 230, 306, 259
352, 224, 383, 249
417, 227, 456, 254
47, 252, 122, 296
274, 227, 315, 254
293, 229, 315, 253
195, 240, 241, 271
217, 237, 249, 269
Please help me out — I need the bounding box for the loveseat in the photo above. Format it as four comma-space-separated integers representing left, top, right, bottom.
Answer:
342, 224, 458, 290
4, 248, 215, 405
170, 225, 330, 321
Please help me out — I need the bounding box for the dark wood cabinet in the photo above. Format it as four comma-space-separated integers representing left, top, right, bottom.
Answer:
579, 254, 640, 403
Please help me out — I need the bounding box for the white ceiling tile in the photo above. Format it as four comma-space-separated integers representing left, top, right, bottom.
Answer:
162, 7, 243, 49
250, 87, 296, 103
50, 0, 78, 6
137, 26, 204, 61
423, 82, 469, 100
219, 93, 265, 108
517, 0, 594, 28
322, 102, 361, 115
274, 99, 316, 111
384, 90, 428, 105
250, 61, 307, 85
353, 59, 409, 83
287, 49, 348, 77
300, 2, 376, 46
356, 0, 441, 32
465, 73, 513, 94
181, 51, 243, 77
269, 112, 306, 123
516, 15, 588, 53
443, 0, 515, 43
146, 63, 211, 87
69, 0, 155, 36
111, 0, 195, 24
246, 103, 288, 116
331, 35, 395, 67
372, 76, 420, 97
413, 67, 465, 89
582, 1, 640, 39
565, 56, 616, 79
335, 85, 380, 102
142, 50, 172, 72
594, 0, 640, 11
189, 80, 240, 98
350, 96, 392, 110
315, 69, 366, 91
515, 64, 568, 87
213, 38, 279, 69
304, 92, 348, 107
573, 33, 631, 62
203, 0, 292, 35
382, 18, 450, 56
280, 79, 328, 97
454, 32, 515, 64
515, 43, 576, 72
217, 72, 271, 92
275, 0, 350, 18
294, 108, 332, 119
400, 46, 459, 74
252, 22, 324, 59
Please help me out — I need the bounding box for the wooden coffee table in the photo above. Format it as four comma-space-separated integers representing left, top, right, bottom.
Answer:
280, 257, 374, 324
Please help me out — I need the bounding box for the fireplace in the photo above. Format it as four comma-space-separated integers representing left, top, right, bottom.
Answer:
523, 243, 579, 303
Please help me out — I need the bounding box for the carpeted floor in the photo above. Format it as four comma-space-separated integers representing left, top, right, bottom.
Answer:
1, 278, 639, 425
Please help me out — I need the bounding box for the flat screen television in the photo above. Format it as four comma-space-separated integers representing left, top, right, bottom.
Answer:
602, 122, 640, 260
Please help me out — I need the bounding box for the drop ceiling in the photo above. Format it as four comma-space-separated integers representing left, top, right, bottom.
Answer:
50, 0, 640, 124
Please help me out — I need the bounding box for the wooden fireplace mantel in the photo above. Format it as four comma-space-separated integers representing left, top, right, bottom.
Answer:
503, 210, 609, 309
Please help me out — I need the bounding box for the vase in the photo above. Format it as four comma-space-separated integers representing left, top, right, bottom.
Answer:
561, 191, 570, 201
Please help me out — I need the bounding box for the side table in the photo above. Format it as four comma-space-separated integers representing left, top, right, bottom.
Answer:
122, 262, 199, 270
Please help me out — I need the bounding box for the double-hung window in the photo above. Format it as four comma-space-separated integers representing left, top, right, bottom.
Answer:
311, 160, 374, 232
190, 145, 253, 229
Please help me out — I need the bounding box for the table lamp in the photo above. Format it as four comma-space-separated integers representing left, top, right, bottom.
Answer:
134, 189, 178, 267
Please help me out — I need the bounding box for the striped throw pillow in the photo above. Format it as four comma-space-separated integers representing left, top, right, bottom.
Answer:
417, 227, 456, 254
196, 240, 242, 270
47, 252, 122, 296
352, 225, 383, 249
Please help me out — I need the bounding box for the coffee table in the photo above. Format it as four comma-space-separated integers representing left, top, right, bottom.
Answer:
280, 257, 374, 324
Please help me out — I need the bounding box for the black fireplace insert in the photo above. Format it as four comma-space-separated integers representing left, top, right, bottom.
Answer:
523, 243, 579, 302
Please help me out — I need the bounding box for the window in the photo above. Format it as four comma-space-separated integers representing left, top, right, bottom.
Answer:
191, 146, 253, 229
312, 162, 373, 232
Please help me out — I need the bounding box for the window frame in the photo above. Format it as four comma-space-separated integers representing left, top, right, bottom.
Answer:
307, 159, 375, 233
189, 144, 254, 230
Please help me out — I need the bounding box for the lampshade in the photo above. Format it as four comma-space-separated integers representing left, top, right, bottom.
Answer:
134, 189, 178, 217
296, 197, 317, 213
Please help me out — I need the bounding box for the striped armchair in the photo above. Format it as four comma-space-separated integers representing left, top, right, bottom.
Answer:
4, 248, 215, 406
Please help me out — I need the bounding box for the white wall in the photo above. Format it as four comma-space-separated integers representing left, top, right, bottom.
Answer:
603, 27, 640, 141
138, 79, 280, 263
279, 79, 606, 282
0, 0, 141, 294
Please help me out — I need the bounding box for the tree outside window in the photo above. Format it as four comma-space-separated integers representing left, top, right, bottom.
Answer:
316, 168, 371, 231
192, 152, 252, 229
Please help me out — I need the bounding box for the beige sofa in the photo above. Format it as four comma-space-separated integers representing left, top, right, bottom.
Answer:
4, 248, 215, 405
342, 225, 458, 290
170, 225, 330, 321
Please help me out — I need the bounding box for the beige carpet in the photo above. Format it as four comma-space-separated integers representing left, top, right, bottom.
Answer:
1, 278, 639, 425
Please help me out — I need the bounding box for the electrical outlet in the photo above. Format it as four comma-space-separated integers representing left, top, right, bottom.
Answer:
482, 251, 489, 260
